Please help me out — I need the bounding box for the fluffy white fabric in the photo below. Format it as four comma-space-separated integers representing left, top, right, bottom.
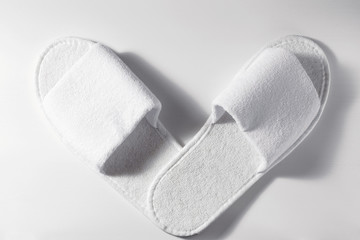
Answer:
148, 36, 330, 236
213, 48, 320, 171
42, 43, 162, 169
37, 36, 330, 237
37, 38, 180, 219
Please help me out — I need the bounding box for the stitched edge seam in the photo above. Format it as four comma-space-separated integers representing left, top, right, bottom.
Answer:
35, 38, 149, 211
149, 37, 329, 236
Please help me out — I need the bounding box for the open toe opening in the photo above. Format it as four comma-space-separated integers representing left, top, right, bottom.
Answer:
149, 36, 330, 236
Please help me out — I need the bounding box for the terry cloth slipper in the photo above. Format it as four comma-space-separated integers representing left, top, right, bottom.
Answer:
36, 38, 181, 220
148, 35, 330, 236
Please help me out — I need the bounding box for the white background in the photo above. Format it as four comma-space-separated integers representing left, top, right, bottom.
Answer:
1, 0, 360, 239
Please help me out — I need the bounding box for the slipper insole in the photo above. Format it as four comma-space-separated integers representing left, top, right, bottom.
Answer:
149, 36, 330, 236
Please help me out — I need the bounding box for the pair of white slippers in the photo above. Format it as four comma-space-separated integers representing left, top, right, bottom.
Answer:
36, 35, 330, 236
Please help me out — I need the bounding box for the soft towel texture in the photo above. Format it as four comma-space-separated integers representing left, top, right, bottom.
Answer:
148, 35, 330, 236
36, 35, 330, 237
36, 38, 180, 222
213, 48, 320, 171
42, 43, 162, 169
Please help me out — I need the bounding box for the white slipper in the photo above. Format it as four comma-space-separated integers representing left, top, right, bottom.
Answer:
36, 38, 181, 220
148, 35, 330, 236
